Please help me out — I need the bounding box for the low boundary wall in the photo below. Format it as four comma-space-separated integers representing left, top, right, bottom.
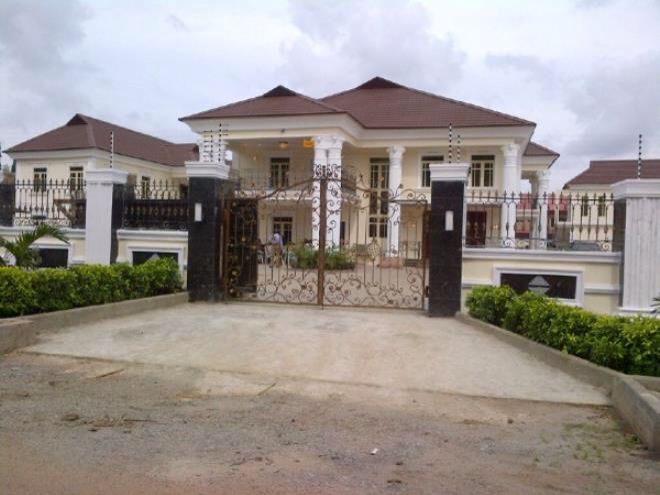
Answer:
0, 292, 188, 355
462, 248, 621, 314
457, 313, 660, 451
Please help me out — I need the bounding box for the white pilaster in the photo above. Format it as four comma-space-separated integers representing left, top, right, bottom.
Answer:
327, 136, 344, 248
387, 145, 405, 255
312, 135, 331, 247
85, 168, 128, 265
613, 179, 660, 315
500, 143, 520, 247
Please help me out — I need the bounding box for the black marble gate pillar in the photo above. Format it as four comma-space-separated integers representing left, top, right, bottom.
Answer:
187, 170, 227, 302
428, 163, 470, 317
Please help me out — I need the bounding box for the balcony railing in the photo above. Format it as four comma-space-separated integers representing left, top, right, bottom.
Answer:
235, 170, 356, 193
464, 191, 617, 251
121, 180, 188, 230
0, 179, 86, 228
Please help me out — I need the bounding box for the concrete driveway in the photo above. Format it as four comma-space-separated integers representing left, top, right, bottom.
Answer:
23, 302, 608, 405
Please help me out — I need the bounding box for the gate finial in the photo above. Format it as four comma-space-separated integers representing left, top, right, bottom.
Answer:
448, 123, 453, 164
637, 133, 643, 179
109, 131, 114, 169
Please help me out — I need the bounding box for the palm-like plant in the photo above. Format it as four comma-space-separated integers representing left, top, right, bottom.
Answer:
0, 224, 69, 269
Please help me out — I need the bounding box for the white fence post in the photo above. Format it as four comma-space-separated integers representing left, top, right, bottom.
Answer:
85, 169, 128, 265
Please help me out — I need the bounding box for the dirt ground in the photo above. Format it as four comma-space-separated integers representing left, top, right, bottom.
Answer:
1, 352, 658, 495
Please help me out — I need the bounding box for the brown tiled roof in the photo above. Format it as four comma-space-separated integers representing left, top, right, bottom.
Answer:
319, 77, 534, 128
7, 114, 196, 167
565, 159, 660, 187
180, 86, 344, 120
524, 141, 559, 156
181, 76, 535, 129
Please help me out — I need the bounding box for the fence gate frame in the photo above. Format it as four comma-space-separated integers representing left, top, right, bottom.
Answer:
220, 166, 430, 309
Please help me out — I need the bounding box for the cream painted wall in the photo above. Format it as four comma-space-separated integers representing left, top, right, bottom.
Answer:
14, 154, 183, 185
461, 250, 621, 314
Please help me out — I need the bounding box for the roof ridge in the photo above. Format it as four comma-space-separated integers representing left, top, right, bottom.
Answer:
180, 85, 343, 121
6, 121, 83, 152
78, 113, 179, 145
321, 77, 535, 127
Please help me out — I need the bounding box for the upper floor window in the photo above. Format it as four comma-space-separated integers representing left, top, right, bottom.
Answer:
470, 155, 495, 188
420, 155, 443, 188
33, 167, 47, 192
69, 166, 84, 191
270, 157, 290, 189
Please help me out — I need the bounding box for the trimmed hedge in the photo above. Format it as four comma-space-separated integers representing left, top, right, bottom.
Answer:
466, 285, 660, 377
0, 258, 182, 318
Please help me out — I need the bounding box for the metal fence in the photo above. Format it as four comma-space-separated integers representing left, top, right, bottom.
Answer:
121, 180, 188, 230
464, 191, 617, 251
0, 179, 86, 228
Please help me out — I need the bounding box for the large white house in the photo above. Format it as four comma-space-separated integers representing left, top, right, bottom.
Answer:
181, 76, 559, 253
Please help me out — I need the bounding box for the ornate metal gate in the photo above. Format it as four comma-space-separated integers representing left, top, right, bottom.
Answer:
221, 167, 429, 309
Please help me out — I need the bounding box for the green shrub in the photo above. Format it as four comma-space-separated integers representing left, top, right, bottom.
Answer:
0, 258, 182, 318
290, 245, 355, 270
467, 285, 660, 377
466, 285, 516, 326
621, 317, 660, 376
0, 267, 36, 317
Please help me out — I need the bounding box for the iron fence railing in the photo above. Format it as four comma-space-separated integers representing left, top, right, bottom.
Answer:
121, 180, 188, 230
0, 179, 86, 228
464, 191, 617, 251
234, 169, 357, 192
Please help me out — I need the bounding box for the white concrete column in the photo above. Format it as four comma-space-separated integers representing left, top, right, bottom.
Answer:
500, 143, 520, 247
312, 135, 331, 247
613, 179, 660, 315
84, 168, 128, 265
387, 145, 405, 255
327, 136, 344, 248
537, 170, 550, 248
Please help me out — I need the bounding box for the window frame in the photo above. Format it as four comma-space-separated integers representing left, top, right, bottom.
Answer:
140, 176, 151, 198
69, 166, 84, 192
368, 157, 390, 239
470, 155, 495, 188
269, 156, 290, 189
597, 195, 607, 218
420, 154, 444, 188
33, 167, 48, 193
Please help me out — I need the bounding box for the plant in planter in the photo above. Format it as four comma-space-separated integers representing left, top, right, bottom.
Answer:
0, 224, 68, 268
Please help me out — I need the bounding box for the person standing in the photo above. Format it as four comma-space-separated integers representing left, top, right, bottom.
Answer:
271, 231, 284, 267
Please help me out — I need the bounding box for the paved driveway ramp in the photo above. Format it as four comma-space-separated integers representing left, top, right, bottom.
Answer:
25, 303, 608, 405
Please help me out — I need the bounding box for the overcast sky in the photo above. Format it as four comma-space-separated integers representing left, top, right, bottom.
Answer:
1, 0, 658, 188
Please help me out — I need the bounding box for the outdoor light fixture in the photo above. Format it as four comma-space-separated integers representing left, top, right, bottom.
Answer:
445, 210, 454, 231
278, 141, 289, 149
194, 203, 203, 222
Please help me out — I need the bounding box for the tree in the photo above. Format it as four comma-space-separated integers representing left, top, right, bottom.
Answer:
0, 224, 69, 269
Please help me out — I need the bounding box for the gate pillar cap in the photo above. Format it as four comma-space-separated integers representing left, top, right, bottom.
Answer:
612, 179, 660, 200
429, 163, 470, 182
86, 168, 128, 185
186, 161, 229, 179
